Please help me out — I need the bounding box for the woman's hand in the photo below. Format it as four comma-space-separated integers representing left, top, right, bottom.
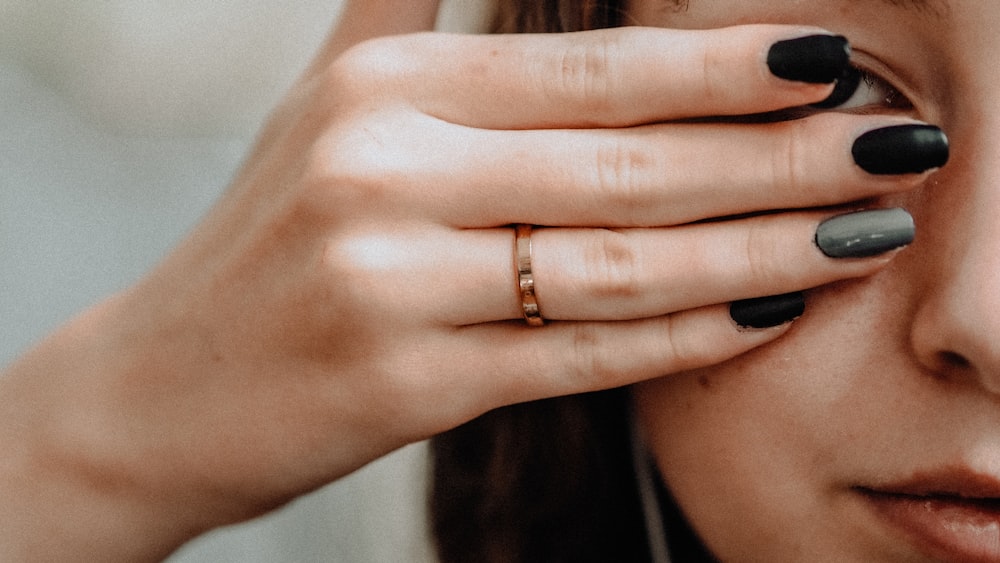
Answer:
0, 6, 945, 560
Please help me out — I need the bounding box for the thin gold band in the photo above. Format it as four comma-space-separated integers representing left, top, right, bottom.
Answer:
514, 224, 544, 327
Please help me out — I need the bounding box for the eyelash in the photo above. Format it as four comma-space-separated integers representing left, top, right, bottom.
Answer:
728, 64, 913, 123
826, 65, 914, 112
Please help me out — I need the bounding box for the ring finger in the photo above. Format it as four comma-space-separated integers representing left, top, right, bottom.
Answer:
438, 209, 913, 325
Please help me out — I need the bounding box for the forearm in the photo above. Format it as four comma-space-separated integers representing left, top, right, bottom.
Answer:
0, 298, 202, 562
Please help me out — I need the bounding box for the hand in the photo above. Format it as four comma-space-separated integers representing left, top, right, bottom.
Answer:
0, 10, 941, 561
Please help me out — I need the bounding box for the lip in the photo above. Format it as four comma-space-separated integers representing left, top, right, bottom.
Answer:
857, 466, 1000, 562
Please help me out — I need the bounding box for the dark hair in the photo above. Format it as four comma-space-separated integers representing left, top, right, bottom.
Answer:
431, 389, 653, 562
489, 0, 628, 33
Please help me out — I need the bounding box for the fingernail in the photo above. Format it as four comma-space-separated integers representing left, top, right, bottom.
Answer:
730, 292, 805, 329
852, 124, 949, 175
815, 208, 915, 258
767, 35, 850, 84
811, 66, 861, 109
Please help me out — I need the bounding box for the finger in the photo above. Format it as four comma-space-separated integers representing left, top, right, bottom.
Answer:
457, 302, 795, 410
310, 0, 441, 72
413, 210, 902, 326
476, 115, 934, 227
377, 113, 938, 228
528, 211, 901, 321
349, 24, 841, 129
374, 303, 794, 441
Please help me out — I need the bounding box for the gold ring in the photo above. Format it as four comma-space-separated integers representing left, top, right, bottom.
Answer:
514, 224, 544, 327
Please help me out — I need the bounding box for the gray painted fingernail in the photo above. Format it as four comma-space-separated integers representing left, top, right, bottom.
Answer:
815, 208, 915, 258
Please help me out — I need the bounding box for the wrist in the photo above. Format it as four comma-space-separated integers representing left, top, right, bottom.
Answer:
0, 295, 208, 561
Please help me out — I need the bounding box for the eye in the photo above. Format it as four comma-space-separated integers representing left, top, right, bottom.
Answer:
813, 66, 913, 112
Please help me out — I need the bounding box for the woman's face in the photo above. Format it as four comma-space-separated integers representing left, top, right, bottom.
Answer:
629, 1, 1000, 560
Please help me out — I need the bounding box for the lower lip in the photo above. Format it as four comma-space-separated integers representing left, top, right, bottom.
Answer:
861, 489, 1000, 562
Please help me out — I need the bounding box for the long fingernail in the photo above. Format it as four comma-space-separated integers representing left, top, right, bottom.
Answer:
767, 35, 850, 84
811, 66, 862, 109
815, 208, 915, 258
730, 292, 806, 329
852, 124, 949, 175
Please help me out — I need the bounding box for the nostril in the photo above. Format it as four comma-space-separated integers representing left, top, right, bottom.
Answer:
939, 351, 971, 370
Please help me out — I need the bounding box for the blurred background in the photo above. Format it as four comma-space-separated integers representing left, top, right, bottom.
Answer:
0, 1, 491, 560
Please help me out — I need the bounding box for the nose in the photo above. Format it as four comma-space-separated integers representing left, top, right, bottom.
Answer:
909, 142, 1000, 394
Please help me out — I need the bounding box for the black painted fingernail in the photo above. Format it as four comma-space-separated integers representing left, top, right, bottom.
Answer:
815, 208, 915, 258
767, 35, 850, 84
811, 66, 862, 109
730, 292, 805, 329
852, 124, 949, 175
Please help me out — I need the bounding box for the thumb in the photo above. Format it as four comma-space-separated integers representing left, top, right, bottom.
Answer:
313, 0, 442, 68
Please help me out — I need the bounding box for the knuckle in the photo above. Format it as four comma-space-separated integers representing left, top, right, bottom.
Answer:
320, 234, 384, 303
317, 232, 413, 324
592, 139, 654, 222
769, 118, 813, 196
583, 229, 643, 300
569, 323, 614, 386
546, 36, 621, 114
768, 123, 797, 191
738, 220, 784, 287
322, 47, 379, 104
300, 123, 403, 215
698, 42, 732, 106
311, 127, 383, 183
325, 35, 416, 100
660, 315, 719, 370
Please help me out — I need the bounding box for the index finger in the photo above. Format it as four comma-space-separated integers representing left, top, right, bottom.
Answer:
338, 24, 847, 129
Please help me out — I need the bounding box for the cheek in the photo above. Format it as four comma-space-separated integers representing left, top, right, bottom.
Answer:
632, 277, 912, 557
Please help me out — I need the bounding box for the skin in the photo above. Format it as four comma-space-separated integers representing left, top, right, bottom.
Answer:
0, 0, 958, 560
630, 0, 1000, 560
